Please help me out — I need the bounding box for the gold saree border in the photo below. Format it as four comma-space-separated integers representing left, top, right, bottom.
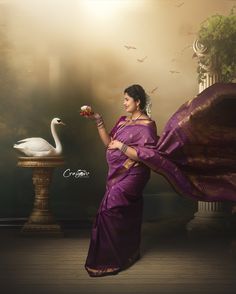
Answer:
107, 158, 139, 186
85, 248, 140, 277
85, 265, 120, 277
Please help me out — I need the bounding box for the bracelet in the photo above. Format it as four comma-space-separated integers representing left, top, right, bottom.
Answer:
120, 143, 128, 153
97, 124, 105, 129
97, 121, 104, 128
97, 121, 104, 127
95, 116, 104, 126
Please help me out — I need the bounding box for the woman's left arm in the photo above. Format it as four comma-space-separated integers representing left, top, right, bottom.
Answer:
107, 140, 140, 162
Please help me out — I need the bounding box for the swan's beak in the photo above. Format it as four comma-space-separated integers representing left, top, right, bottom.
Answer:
60, 122, 66, 126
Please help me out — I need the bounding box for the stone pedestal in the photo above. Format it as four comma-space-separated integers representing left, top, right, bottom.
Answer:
17, 156, 65, 236
186, 201, 233, 237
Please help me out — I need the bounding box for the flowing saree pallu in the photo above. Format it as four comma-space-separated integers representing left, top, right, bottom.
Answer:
85, 82, 236, 277
134, 82, 236, 202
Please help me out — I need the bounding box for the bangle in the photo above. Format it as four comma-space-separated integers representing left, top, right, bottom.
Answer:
97, 121, 104, 127
120, 143, 128, 153
97, 120, 104, 128
96, 116, 104, 127
97, 124, 105, 129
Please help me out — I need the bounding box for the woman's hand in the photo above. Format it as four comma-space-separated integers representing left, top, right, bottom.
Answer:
107, 139, 123, 150
83, 112, 101, 121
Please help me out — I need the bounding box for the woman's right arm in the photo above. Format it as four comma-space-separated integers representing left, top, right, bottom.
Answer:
84, 113, 111, 147
96, 124, 112, 147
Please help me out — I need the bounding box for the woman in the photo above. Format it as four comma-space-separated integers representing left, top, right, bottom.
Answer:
83, 84, 155, 277
83, 83, 236, 277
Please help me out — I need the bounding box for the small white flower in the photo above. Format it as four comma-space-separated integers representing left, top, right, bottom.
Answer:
81, 105, 92, 112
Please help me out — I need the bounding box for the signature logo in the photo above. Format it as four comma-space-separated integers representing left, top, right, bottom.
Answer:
63, 168, 90, 179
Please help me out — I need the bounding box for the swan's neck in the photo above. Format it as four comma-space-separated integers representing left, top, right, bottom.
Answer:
51, 122, 62, 154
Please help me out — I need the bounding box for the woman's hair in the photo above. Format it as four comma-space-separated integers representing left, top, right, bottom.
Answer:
124, 84, 148, 114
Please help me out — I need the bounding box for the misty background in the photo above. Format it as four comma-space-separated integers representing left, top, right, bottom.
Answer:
0, 0, 234, 221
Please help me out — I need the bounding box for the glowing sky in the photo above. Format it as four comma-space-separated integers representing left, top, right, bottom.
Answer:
2, 0, 234, 130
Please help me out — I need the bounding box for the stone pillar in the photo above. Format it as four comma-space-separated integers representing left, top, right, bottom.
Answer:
17, 156, 65, 236
187, 200, 233, 236
186, 39, 234, 236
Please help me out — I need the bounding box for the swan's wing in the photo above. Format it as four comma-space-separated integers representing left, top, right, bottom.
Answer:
15, 138, 54, 151
17, 137, 42, 143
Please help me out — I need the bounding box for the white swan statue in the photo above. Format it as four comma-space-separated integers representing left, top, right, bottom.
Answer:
13, 118, 66, 157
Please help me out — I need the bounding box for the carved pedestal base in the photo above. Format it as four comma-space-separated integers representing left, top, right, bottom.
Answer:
186, 201, 234, 237
21, 223, 63, 236
17, 157, 65, 236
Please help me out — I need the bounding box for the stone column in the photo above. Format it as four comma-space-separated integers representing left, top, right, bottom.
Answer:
17, 156, 65, 236
186, 39, 234, 236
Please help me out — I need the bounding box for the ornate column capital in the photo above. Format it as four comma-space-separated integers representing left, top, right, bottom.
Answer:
193, 39, 220, 93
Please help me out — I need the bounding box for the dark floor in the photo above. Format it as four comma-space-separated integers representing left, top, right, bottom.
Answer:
1, 218, 236, 294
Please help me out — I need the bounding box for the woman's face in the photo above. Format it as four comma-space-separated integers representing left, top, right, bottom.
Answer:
123, 92, 140, 113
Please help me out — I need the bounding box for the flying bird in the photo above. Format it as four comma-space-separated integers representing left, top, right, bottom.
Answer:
176, 2, 184, 7
150, 87, 158, 94
13, 118, 65, 157
124, 45, 137, 50
170, 70, 180, 74
137, 56, 147, 63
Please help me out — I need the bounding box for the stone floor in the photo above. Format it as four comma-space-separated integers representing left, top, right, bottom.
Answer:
0, 218, 236, 294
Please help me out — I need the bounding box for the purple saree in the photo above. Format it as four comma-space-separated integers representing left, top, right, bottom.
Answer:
85, 83, 236, 277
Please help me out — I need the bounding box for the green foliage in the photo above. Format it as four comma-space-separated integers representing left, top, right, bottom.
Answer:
196, 8, 236, 83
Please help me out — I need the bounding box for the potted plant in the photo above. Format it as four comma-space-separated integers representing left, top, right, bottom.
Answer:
194, 8, 236, 83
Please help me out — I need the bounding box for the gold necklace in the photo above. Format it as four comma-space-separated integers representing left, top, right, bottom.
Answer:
113, 113, 142, 138
130, 112, 142, 121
